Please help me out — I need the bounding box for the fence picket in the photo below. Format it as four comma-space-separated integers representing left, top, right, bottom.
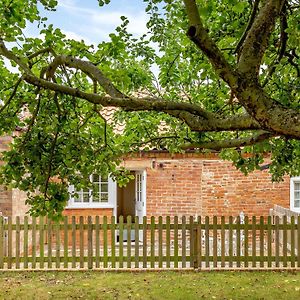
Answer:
267, 216, 272, 268
229, 216, 233, 268
236, 216, 241, 268
143, 216, 147, 268
23, 216, 28, 269
189, 216, 194, 267
71, 216, 76, 269
150, 216, 155, 268
95, 216, 100, 268
64, 216, 68, 269
182, 216, 186, 268
213, 216, 217, 268
79, 216, 84, 268
291, 216, 295, 268
39, 216, 45, 269
166, 216, 171, 268
196, 217, 201, 269
244, 216, 249, 268
221, 216, 225, 268
158, 216, 163, 268
111, 216, 116, 268
259, 216, 264, 268
55, 221, 60, 269
283, 215, 287, 267
47, 218, 52, 269
275, 216, 279, 268
88, 216, 93, 270
205, 216, 209, 268
252, 216, 256, 268
103, 216, 108, 268
7, 217, 12, 269
32, 217, 36, 269
134, 216, 139, 268
119, 216, 124, 268
15, 216, 20, 269
126, 216, 131, 268
174, 216, 179, 268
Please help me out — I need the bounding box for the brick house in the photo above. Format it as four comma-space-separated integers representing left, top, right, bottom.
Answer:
1, 135, 298, 221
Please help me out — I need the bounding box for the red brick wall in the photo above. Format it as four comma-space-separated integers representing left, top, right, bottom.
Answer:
200, 160, 289, 217
125, 153, 290, 218
146, 159, 202, 218
63, 208, 113, 220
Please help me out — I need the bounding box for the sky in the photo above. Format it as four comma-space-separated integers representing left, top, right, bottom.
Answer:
25, 0, 150, 45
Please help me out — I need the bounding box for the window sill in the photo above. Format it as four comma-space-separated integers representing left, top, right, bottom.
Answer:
65, 204, 114, 209
290, 208, 300, 213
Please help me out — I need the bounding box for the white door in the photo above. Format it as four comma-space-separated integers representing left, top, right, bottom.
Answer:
135, 171, 146, 224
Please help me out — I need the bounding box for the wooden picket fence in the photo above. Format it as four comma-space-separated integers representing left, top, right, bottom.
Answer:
0, 215, 300, 270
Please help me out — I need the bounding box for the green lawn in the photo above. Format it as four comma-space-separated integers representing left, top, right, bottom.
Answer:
0, 271, 299, 299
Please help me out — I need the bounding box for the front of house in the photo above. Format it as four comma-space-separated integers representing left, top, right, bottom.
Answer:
0, 132, 298, 220
62, 151, 293, 221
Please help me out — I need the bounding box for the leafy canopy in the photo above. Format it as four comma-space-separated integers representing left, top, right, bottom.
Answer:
0, 0, 299, 217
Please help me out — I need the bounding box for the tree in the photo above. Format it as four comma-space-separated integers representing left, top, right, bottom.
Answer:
0, 0, 299, 217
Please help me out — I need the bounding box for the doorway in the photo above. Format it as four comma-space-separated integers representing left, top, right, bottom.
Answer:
116, 170, 146, 241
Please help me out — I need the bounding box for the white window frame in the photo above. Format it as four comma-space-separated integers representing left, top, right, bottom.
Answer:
67, 175, 116, 209
290, 177, 300, 212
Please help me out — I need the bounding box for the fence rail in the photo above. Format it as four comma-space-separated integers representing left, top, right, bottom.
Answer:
0, 215, 300, 270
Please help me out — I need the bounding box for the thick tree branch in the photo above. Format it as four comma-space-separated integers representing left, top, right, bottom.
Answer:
234, 80, 300, 137
237, 0, 286, 76
45, 55, 125, 98
182, 131, 275, 151
183, 0, 238, 88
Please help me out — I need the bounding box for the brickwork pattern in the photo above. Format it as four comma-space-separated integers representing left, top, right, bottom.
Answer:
146, 159, 202, 218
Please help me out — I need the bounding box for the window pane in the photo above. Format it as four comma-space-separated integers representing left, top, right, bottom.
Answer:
83, 193, 89, 202
294, 191, 300, 200
101, 183, 108, 193
74, 194, 81, 202
100, 193, 108, 202
295, 182, 300, 191
295, 200, 300, 208
93, 183, 100, 193
92, 192, 100, 202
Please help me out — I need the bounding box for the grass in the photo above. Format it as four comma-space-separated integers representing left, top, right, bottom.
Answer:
0, 270, 299, 299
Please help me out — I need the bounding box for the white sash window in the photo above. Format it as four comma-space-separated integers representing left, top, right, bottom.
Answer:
68, 174, 116, 208
290, 177, 300, 212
